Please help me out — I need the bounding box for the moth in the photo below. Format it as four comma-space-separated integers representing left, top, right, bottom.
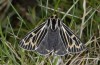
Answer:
19, 15, 86, 56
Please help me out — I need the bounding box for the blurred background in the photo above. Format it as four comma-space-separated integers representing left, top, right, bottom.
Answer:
0, 0, 100, 65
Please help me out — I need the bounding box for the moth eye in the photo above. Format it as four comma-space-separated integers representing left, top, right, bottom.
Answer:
51, 16, 53, 18
50, 15, 57, 19
55, 15, 57, 19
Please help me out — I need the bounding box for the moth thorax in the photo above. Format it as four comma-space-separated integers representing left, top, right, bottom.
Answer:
50, 19, 58, 31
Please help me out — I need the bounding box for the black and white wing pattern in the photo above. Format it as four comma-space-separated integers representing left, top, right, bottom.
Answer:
19, 22, 47, 51
60, 22, 86, 53
19, 15, 86, 56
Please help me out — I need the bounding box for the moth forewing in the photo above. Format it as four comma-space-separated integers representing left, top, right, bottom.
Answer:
35, 26, 48, 47
61, 22, 86, 53
19, 22, 46, 50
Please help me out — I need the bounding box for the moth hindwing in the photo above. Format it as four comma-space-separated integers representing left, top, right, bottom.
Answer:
19, 15, 86, 56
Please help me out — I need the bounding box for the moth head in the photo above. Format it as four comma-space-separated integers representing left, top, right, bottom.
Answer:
47, 15, 61, 31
